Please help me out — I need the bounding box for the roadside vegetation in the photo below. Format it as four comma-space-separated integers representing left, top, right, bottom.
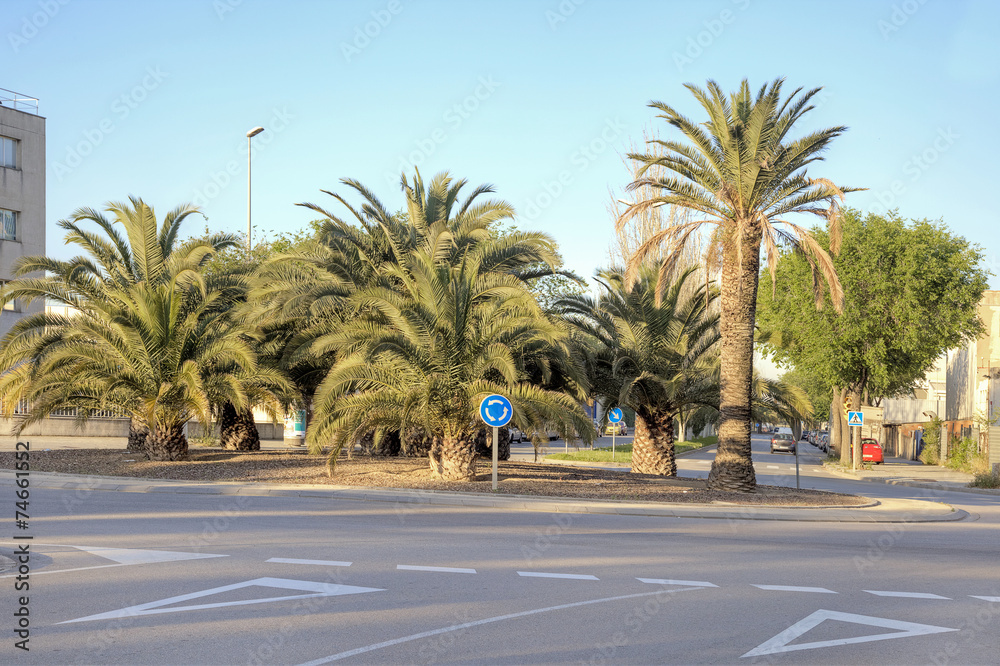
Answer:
1, 77, 990, 493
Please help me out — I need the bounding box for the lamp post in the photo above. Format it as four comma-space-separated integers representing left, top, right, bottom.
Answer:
246, 126, 264, 253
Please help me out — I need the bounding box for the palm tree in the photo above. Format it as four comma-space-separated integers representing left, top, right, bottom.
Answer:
0, 198, 287, 460
255, 171, 580, 457
560, 264, 719, 476
309, 236, 594, 480
620, 78, 858, 491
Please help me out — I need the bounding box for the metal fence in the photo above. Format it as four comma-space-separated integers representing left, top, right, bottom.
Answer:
0, 399, 126, 420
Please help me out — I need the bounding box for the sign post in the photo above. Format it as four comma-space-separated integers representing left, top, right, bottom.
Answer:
479, 394, 512, 491
608, 408, 624, 463
847, 410, 864, 470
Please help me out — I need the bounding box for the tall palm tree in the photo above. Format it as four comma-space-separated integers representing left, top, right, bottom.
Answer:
620, 78, 858, 491
0, 198, 287, 460
309, 236, 594, 480
560, 265, 719, 476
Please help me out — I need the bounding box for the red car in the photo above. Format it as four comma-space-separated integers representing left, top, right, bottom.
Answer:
851, 438, 884, 464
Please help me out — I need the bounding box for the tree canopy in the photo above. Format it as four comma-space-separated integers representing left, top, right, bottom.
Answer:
756, 208, 988, 401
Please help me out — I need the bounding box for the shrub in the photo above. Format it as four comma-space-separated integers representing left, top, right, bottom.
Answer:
945, 436, 988, 474
919, 437, 940, 465
969, 469, 1000, 489
919, 417, 942, 465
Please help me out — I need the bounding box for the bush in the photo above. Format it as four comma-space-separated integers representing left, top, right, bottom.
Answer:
919, 437, 939, 465
945, 436, 988, 474
969, 469, 1000, 489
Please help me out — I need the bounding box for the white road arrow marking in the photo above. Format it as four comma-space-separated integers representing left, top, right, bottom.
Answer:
60, 577, 384, 624
62, 545, 227, 566
971, 596, 1000, 602
741, 609, 957, 658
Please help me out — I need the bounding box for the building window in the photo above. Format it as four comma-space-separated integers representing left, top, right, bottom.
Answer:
0, 209, 17, 241
0, 136, 16, 169
0, 281, 19, 312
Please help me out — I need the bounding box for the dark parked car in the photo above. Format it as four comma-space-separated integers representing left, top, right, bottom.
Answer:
770, 433, 796, 454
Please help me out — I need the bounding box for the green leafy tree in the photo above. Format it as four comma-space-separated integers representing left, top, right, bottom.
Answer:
756, 208, 987, 462
560, 264, 719, 476
620, 78, 858, 491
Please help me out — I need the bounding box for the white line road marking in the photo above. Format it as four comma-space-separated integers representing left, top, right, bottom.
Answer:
60, 577, 384, 624
637, 578, 718, 588
741, 609, 957, 658
517, 571, 598, 580
267, 558, 352, 567
752, 585, 836, 594
298, 587, 707, 665
971, 596, 1000, 602
766, 465, 780, 469
397, 565, 477, 574
864, 590, 951, 599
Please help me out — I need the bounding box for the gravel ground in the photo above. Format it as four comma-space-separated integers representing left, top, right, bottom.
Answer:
0, 448, 871, 506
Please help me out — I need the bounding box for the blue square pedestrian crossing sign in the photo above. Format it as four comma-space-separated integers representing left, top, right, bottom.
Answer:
847, 411, 864, 426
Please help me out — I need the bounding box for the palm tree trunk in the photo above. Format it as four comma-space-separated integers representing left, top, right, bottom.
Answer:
127, 418, 149, 456
631, 409, 677, 476
146, 422, 188, 461
708, 230, 762, 492
428, 434, 478, 481
474, 427, 512, 461
220, 403, 261, 451
402, 426, 433, 457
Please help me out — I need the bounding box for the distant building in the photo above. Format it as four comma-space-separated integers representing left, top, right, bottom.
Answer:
944, 290, 1000, 464
0, 88, 45, 341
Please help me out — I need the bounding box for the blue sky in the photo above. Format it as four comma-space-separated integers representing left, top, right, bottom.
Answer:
3, 0, 998, 289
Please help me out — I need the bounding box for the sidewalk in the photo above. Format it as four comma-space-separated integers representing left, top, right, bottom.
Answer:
0, 469, 968, 524
824, 457, 1000, 496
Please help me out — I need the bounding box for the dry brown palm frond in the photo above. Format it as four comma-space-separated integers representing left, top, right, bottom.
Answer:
623, 219, 720, 289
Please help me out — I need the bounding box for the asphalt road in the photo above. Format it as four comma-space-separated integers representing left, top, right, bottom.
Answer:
3, 433, 998, 665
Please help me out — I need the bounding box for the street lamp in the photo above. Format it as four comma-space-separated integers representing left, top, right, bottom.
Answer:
246, 126, 264, 253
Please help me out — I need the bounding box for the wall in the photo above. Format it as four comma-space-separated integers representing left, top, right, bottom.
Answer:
0, 417, 283, 440
0, 104, 45, 340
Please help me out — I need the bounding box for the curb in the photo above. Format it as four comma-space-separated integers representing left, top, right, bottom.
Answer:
0, 470, 966, 523
822, 465, 1000, 496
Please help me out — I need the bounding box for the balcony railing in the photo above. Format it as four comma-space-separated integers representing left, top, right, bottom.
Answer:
0, 88, 39, 114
